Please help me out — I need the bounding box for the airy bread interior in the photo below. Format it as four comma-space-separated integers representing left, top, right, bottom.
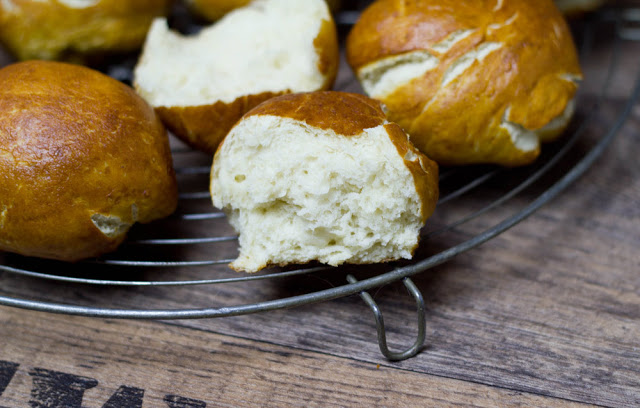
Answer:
555, 0, 604, 14
211, 115, 426, 272
134, 0, 331, 108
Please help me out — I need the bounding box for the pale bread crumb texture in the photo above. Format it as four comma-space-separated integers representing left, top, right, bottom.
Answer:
211, 115, 426, 273
441, 42, 503, 87
134, 0, 331, 107
357, 38, 505, 100
358, 51, 440, 99
532, 97, 576, 143
90, 214, 131, 238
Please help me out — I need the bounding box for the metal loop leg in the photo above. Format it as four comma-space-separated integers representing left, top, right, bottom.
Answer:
347, 275, 426, 361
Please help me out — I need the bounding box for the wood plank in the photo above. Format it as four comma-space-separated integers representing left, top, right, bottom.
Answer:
0, 307, 593, 408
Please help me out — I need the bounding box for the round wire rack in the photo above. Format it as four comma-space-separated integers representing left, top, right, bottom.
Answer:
1, 3, 639, 359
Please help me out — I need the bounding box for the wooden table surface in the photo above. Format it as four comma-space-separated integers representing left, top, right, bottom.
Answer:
1, 4, 640, 408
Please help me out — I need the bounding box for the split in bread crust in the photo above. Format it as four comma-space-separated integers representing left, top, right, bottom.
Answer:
555, 0, 605, 15
184, 0, 251, 21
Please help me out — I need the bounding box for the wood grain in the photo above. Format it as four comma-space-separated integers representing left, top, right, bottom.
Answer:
0, 307, 592, 408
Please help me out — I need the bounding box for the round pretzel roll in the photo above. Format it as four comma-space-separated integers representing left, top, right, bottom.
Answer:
346, 0, 582, 166
0, 61, 178, 262
134, 0, 339, 154
0, 0, 172, 61
210, 91, 439, 273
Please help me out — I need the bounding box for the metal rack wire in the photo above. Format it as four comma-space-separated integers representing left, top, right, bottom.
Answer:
1, 4, 639, 360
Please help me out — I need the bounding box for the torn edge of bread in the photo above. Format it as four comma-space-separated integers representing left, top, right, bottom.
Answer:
211, 112, 438, 272
134, 0, 335, 109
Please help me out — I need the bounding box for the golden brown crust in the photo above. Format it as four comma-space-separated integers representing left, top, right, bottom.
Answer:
346, 0, 582, 166
157, 91, 288, 154
148, 5, 338, 155
0, 61, 177, 261
325, 0, 341, 13
314, 16, 340, 91
188, 0, 341, 21
245, 91, 388, 136
384, 123, 439, 221
233, 90, 439, 222
217, 90, 439, 272
0, 0, 172, 61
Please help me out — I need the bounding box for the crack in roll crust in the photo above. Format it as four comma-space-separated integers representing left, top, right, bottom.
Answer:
0, 0, 171, 61
134, 0, 339, 154
346, 0, 582, 166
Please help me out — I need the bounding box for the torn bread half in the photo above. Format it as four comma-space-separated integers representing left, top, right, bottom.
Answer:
0, 61, 177, 262
134, 0, 339, 154
210, 91, 439, 273
555, 0, 605, 16
346, 0, 582, 166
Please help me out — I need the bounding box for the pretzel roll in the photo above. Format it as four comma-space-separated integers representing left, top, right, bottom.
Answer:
346, 0, 582, 166
135, 0, 339, 154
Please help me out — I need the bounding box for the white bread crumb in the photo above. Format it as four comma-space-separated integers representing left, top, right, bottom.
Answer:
134, 0, 331, 108
211, 115, 428, 272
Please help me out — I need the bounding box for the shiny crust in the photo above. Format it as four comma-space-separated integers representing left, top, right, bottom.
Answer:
229, 91, 439, 222
0, 61, 178, 261
158, 9, 339, 155
346, 0, 582, 166
325, 0, 342, 13
245, 91, 387, 136
0, 0, 171, 61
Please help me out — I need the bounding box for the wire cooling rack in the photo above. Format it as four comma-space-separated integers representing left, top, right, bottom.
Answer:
1, 3, 639, 360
